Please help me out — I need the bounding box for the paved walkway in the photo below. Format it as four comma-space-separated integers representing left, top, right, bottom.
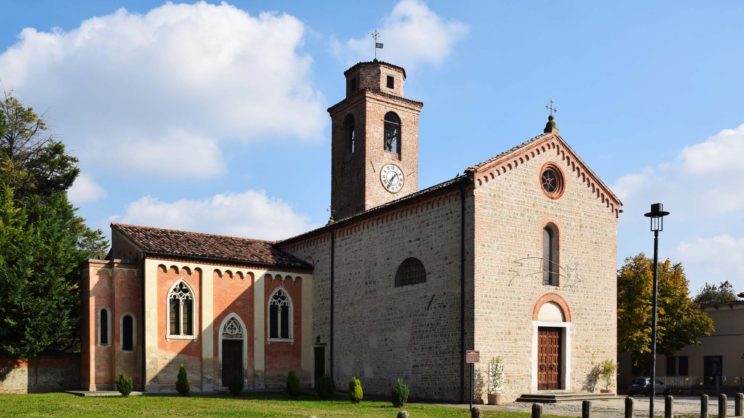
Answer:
455, 396, 738, 417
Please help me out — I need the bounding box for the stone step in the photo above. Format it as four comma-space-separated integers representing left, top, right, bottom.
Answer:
516, 392, 618, 403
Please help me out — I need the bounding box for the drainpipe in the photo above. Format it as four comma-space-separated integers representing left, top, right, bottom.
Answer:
330, 231, 335, 379
140, 255, 146, 392
459, 185, 467, 404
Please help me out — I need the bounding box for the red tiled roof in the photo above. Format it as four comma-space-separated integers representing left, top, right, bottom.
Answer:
112, 223, 312, 270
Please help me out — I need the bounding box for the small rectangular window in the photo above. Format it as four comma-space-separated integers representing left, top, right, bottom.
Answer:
666, 356, 677, 376
386, 75, 394, 89
678, 356, 689, 376
349, 77, 358, 93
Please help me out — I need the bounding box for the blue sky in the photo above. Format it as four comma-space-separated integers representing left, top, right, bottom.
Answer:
1, 1, 743, 294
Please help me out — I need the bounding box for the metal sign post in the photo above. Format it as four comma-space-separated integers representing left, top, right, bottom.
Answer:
466, 350, 480, 411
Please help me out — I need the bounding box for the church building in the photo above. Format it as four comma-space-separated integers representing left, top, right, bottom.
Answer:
81, 60, 621, 402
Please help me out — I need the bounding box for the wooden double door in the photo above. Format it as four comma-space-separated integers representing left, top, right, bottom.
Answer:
537, 327, 562, 390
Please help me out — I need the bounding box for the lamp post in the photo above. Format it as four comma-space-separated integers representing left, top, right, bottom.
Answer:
644, 203, 670, 418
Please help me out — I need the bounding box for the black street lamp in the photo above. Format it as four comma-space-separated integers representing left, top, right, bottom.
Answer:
644, 203, 670, 417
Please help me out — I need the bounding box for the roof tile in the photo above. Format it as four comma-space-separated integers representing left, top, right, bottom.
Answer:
112, 223, 312, 270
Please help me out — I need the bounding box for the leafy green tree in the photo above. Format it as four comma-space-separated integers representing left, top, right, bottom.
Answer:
617, 254, 714, 368
694, 281, 739, 305
0, 189, 81, 357
0, 92, 108, 357
0, 93, 78, 200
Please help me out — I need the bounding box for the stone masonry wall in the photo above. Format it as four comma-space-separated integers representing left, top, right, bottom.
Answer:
0, 354, 80, 393
471, 134, 618, 401
281, 187, 472, 402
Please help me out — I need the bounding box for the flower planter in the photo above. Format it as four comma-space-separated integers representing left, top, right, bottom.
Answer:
487, 393, 505, 405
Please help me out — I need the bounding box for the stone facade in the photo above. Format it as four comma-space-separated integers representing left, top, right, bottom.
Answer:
469, 134, 619, 400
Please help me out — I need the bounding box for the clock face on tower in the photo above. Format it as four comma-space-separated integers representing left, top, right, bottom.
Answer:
380, 164, 404, 193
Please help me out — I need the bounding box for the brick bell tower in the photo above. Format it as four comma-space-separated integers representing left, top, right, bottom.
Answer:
328, 60, 423, 220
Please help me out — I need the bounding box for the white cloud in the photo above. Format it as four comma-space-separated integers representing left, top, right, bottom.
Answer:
680, 124, 744, 174
614, 123, 744, 292
335, 0, 468, 70
678, 235, 744, 291
0, 2, 326, 179
116, 190, 317, 240
67, 173, 105, 204
101, 130, 224, 180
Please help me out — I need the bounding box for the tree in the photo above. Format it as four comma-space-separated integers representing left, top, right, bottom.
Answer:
0, 92, 108, 357
617, 254, 714, 368
0, 93, 78, 201
694, 281, 739, 305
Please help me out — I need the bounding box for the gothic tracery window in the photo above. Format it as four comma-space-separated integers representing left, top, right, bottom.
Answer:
168, 281, 195, 337
222, 317, 244, 340
543, 224, 560, 286
384, 112, 401, 155
268, 288, 292, 340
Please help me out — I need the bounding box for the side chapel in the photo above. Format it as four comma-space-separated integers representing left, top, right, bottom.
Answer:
81, 60, 621, 402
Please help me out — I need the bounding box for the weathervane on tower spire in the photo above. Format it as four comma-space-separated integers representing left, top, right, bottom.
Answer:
372, 30, 384, 60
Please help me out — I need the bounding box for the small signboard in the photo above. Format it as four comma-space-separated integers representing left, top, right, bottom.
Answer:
466, 350, 480, 364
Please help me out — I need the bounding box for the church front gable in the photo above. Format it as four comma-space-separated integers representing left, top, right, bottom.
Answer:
469, 129, 620, 399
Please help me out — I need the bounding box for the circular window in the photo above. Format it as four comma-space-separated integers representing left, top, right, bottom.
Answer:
540, 164, 565, 199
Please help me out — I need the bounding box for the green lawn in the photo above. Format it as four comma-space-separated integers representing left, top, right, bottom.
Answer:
0, 392, 547, 417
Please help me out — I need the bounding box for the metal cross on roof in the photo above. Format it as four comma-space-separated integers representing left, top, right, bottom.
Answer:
372, 30, 383, 59
545, 100, 558, 117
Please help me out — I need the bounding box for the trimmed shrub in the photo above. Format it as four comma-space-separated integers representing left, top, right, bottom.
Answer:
391, 378, 410, 408
348, 376, 363, 403
315, 375, 336, 400
228, 371, 244, 396
116, 373, 133, 397
287, 370, 302, 397
176, 364, 190, 395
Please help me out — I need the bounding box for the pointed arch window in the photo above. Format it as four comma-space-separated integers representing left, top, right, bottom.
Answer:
384, 112, 401, 155
344, 114, 356, 154
168, 281, 195, 337
98, 308, 111, 346
268, 288, 293, 340
543, 224, 560, 286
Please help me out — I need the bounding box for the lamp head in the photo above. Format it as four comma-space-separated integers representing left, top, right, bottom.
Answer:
644, 203, 670, 231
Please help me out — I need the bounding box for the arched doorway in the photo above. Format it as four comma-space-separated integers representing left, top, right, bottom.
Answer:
531, 294, 572, 391
219, 314, 247, 388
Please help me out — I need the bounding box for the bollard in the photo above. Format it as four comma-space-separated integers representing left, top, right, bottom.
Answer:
664, 395, 673, 418
582, 400, 591, 418
532, 403, 543, 418
470, 406, 481, 418
736, 393, 743, 417
720, 394, 729, 418
701, 394, 709, 418
625, 396, 634, 418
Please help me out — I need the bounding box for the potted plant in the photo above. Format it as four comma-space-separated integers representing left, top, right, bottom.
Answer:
598, 359, 616, 393
487, 357, 506, 405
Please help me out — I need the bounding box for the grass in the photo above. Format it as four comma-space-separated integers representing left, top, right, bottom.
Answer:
0, 392, 552, 418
